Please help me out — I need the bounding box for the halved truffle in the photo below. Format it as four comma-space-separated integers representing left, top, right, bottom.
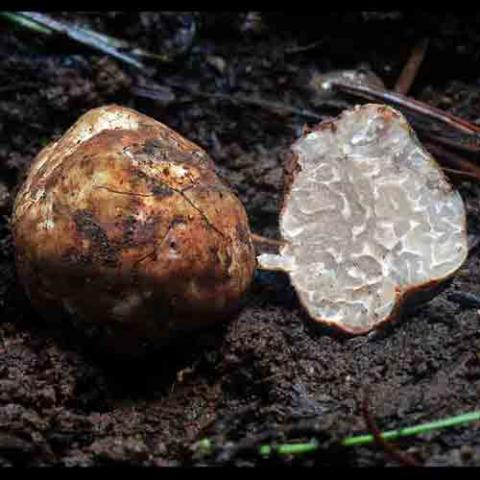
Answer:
258, 103, 468, 334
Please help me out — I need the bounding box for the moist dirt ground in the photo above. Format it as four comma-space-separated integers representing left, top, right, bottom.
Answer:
1, 12, 480, 466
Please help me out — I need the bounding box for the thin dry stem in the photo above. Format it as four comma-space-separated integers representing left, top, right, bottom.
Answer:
251, 233, 286, 250
394, 38, 429, 95
362, 393, 422, 467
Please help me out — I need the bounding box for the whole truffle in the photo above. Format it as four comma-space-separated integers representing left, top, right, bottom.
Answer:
258, 103, 468, 334
13, 105, 256, 354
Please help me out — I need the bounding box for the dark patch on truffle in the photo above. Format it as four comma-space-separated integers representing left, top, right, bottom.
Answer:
152, 184, 174, 197
115, 215, 138, 249
142, 138, 164, 156
73, 210, 118, 266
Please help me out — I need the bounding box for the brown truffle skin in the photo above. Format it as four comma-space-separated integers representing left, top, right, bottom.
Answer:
12, 105, 256, 354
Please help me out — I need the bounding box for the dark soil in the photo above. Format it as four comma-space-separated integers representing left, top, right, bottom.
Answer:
1, 12, 480, 466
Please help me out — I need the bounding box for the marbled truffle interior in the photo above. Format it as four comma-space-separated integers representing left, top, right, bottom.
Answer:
258, 104, 468, 333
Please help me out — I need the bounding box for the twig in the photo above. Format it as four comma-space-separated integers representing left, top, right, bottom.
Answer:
331, 81, 480, 150
394, 38, 429, 95
331, 78, 480, 183
440, 167, 480, 181
314, 75, 480, 183
422, 132, 480, 154
424, 141, 480, 181
327, 63, 480, 185
251, 233, 286, 249
361, 393, 421, 467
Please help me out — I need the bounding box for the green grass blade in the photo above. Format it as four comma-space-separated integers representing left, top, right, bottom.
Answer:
259, 440, 318, 457
256, 409, 480, 457
341, 410, 480, 447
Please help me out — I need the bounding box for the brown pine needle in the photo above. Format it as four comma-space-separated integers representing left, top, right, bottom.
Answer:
440, 167, 480, 180
394, 38, 429, 95
362, 394, 422, 467
425, 141, 480, 182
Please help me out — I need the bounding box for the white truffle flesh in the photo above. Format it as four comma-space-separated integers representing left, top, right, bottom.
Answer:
258, 103, 468, 334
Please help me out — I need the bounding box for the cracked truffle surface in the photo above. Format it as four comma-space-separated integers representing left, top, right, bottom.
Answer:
258, 104, 468, 334
13, 105, 256, 353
